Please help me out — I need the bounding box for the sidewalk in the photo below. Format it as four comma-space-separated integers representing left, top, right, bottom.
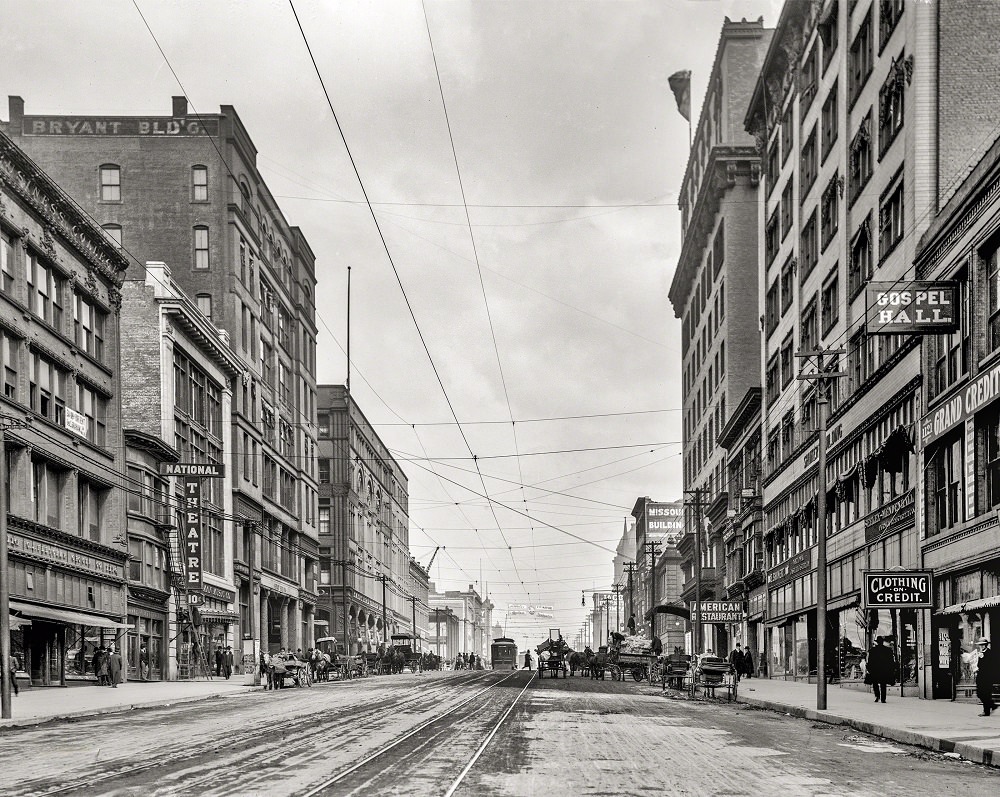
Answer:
736, 677, 1000, 767
0, 678, 259, 729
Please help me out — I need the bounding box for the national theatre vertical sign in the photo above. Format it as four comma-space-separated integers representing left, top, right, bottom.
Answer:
162, 462, 225, 607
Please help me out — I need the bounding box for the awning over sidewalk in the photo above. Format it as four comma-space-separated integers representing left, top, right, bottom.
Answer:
9, 615, 31, 629
644, 603, 691, 622
935, 594, 1000, 616
9, 600, 131, 629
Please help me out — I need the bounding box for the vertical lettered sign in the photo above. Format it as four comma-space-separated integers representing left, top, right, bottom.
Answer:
183, 476, 203, 596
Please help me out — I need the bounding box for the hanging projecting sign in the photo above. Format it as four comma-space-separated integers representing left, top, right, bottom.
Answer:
162, 462, 226, 477
183, 477, 204, 599
866, 282, 959, 335
646, 501, 684, 546
862, 570, 933, 609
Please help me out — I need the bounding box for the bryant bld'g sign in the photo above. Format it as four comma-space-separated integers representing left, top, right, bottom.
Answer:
866, 282, 959, 335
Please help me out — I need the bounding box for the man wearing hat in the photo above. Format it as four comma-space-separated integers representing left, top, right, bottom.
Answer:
975, 637, 1000, 717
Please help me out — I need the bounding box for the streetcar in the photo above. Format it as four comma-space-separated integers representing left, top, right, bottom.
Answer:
490, 637, 518, 670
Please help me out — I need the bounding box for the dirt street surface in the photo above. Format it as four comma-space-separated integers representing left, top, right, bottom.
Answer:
1, 671, 997, 796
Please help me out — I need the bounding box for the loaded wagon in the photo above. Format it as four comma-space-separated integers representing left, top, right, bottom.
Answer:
536, 629, 568, 678
391, 633, 423, 673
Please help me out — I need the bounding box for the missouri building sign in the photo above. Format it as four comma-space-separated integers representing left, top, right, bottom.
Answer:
645, 501, 684, 546
866, 282, 959, 335
862, 571, 933, 609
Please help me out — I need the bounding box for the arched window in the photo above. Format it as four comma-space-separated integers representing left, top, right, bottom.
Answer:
239, 179, 251, 214
192, 165, 208, 201
99, 165, 120, 201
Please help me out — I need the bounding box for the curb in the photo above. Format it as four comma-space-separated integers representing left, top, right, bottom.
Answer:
737, 695, 997, 768
0, 686, 265, 730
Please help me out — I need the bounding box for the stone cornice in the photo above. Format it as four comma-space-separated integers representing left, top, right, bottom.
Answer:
0, 130, 128, 288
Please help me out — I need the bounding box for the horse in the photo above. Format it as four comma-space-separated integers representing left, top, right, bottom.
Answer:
588, 646, 609, 680
568, 648, 591, 677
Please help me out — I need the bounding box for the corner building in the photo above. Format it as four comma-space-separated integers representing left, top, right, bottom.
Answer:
3, 96, 322, 656
744, 0, 1000, 693
0, 131, 129, 686
668, 17, 772, 656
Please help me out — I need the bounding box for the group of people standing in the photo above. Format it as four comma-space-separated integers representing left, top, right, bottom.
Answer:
92, 644, 123, 687
453, 652, 483, 670
214, 645, 235, 679
727, 643, 755, 680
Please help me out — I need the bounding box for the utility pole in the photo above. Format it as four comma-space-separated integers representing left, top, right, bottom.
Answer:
684, 488, 709, 656
797, 346, 846, 711
643, 540, 662, 637
0, 418, 25, 718
245, 519, 260, 686
408, 595, 418, 642
378, 573, 388, 646
624, 563, 637, 621
614, 583, 621, 634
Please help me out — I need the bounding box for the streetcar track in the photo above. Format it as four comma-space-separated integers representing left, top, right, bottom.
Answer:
21, 671, 492, 797
298, 670, 525, 797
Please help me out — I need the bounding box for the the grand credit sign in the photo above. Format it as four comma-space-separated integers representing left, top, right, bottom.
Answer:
866, 281, 959, 335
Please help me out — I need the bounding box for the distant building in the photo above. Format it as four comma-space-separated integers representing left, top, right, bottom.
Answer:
631, 497, 684, 644
0, 130, 129, 686
429, 584, 491, 659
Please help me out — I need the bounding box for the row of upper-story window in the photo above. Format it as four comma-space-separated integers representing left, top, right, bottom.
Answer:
236, 180, 303, 299
685, 341, 726, 439
237, 374, 316, 471
684, 419, 726, 494
682, 89, 725, 230
681, 221, 725, 355
1, 227, 109, 364
683, 278, 726, 397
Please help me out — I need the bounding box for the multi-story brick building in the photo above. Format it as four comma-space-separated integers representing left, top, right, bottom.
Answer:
120, 261, 243, 679
668, 17, 772, 655
914, 132, 1000, 701
0, 130, 129, 686
3, 95, 321, 658
629, 497, 684, 650
744, 0, 1000, 692
317, 384, 415, 653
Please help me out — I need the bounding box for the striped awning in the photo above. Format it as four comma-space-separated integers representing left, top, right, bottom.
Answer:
935, 595, 1000, 616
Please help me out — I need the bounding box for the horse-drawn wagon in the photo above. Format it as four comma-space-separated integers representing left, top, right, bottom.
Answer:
536, 629, 568, 678
608, 633, 656, 681
694, 655, 738, 701
390, 634, 423, 673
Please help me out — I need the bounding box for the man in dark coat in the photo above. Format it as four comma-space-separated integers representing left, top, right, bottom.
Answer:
729, 644, 745, 681
523, 650, 533, 670
866, 636, 895, 703
742, 647, 754, 678
627, 614, 637, 636
107, 643, 123, 687
93, 647, 108, 686
214, 645, 224, 677
223, 646, 234, 680
974, 637, 1000, 717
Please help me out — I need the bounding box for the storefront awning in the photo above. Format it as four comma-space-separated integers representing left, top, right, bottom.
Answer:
935, 595, 1000, 616
9, 600, 131, 629
9, 615, 31, 629
199, 611, 240, 623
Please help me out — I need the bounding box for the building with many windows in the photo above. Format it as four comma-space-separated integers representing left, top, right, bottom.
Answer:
316, 385, 415, 653
0, 130, 129, 686
668, 17, 772, 655
120, 261, 243, 679
3, 95, 321, 658
429, 584, 492, 661
744, 0, 1000, 692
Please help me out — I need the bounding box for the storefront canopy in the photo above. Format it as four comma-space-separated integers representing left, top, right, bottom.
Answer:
643, 603, 691, 622
9, 601, 131, 629
935, 595, 1000, 616
9, 615, 31, 629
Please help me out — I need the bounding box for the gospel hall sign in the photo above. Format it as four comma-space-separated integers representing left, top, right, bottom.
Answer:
866, 282, 959, 335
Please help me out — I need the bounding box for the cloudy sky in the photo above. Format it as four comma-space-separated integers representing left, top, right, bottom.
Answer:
2, 0, 780, 647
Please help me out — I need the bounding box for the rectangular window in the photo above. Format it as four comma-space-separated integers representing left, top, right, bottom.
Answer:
781, 181, 794, 239
985, 409, 1000, 511
78, 479, 104, 541
989, 250, 1000, 353
800, 210, 818, 282
767, 139, 780, 195
848, 216, 872, 299
780, 335, 794, 388
31, 457, 62, 529
821, 268, 840, 334
74, 293, 106, 362
781, 107, 793, 164
713, 222, 725, 275
933, 273, 970, 398
800, 127, 818, 198
0, 329, 18, 401
849, 10, 873, 105
29, 351, 66, 425
780, 257, 795, 314
766, 353, 780, 404
27, 253, 65, 330
193, 227, 209, 270
192, 166, 208, 201
849, 112, 873, 204
799, 46, 819, 114
880, 0, 904, 50
765, 280, 780, 337
821, 174, 840, 251
822, 81, 838, 161
878, 61, 905, 155
765, 209, 780, 265
801, 295, 818, 355
100, 165, 121, 202
0, 229, 14, 293
820, 2, 839, 70
930, 433, 963, 534
879, 179, 904, 261
76, 382, 107, 446
196, 294, 212, 319
319, 459, 330, 484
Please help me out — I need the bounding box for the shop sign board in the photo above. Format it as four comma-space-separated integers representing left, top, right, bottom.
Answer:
183, 476, 203, 597
6, 529, 124, 579
161, 462, 226, 477
862, 570, 933, 609
863, 490, 915, 543
919, 358, 1000, 447
64, 406, 88, 437
866, 281, 959, 335
692, 601, 743, 623
767, 549, 812, 586
645, 501, 684, 546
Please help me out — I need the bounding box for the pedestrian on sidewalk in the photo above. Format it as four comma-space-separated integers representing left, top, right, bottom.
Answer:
866, 636, 894, 703
94, 646, 109, 686
974, 637, 1000, 717
214, 645, 224, 677
627, 613, 637, 636
743, 647, 754, 679
223, 646, 234, 680
729, 644, 744, 682
8, 653, 19, 696
139, 644, 150, 681
108, 643, 122, 687
523, 650, 533, 670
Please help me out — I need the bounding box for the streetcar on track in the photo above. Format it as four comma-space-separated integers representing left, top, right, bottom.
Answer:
490, 637, 518, 670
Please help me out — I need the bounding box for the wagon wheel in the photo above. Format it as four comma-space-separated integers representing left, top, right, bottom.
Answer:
610, 665, 622, 681
631, 665, 646, 682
